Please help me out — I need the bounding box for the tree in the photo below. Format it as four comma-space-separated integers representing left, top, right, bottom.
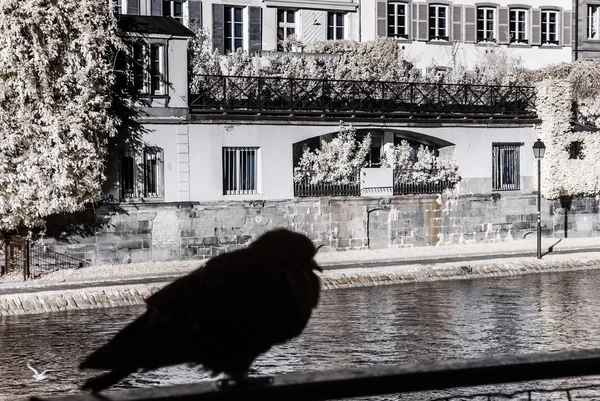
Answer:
0, 0, 122, 233
293, 123, 371, 184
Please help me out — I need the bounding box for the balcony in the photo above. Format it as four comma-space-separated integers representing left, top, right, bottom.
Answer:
293, 169, 458, 198
189, 75, 537, 120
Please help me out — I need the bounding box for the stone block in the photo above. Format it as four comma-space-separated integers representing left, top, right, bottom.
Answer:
181, 229, 195, 238
219, 235, 238, 245
203, 236, 218, 246
237, 235, 252, 244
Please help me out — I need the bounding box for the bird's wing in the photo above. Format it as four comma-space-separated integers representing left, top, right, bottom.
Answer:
27, 363, 39, 375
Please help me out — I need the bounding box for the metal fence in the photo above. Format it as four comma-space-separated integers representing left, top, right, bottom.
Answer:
0, 237, 88, 280
294, 180, 361, 197
394, 179, 457, 195
189, 75, 537, 119
30, 348, 600, 401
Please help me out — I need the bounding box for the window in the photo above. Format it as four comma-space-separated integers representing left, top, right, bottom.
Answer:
163, 1, 184, 24
116, 43, 165, 95
589, 5, 600, 39
327, 12, 345, 40
388, 2, 408, 39
509, 9, 528, 43
429, 4, 448, 41
277, 9, 296, 51
492, 143, 521, 191
541, 10, 559, 44
120, 147, 164, 199
567, 141, 584, 159
223, 147, 259, 195
477, 7, 496, 42
225, 6, 243, 52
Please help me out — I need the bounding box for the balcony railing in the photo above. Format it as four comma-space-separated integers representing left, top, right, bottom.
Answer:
294, 180, 361, 198
394, 179, 456, 195
190, 75, 537, 119
294, 175, 456, 197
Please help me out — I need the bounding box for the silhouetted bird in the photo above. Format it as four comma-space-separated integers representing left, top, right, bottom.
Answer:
79, 228, 322, 392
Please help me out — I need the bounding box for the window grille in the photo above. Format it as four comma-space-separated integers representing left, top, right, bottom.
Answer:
222, 147, 259, 195
144, 147, 164, 198
120, 147, 164, 200
492, 143, 522, 191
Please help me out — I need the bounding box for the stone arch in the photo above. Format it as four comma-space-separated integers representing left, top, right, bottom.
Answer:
291, 126, 456, 168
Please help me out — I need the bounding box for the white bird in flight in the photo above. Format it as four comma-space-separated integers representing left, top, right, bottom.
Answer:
27, 361, 54, 381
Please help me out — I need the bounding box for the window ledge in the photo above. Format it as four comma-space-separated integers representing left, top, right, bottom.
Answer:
120, 197, 166, 203
426, 39, 452, 45
540, 44, 564, 49
508, 43, 531, 48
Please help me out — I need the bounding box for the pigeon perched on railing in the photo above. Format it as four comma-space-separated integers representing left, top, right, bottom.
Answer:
79, 228, 322, 392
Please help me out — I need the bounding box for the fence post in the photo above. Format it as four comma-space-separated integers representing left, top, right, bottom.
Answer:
24, 239, 30, 280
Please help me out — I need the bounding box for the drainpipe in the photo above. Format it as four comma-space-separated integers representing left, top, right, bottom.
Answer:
574, 0, 579, 61
357, 0, 362, 42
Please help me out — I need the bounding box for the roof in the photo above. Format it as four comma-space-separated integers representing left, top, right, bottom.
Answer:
117, 15, 195, 37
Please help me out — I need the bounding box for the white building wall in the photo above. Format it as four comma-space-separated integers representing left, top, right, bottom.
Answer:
142, 121, 535, 202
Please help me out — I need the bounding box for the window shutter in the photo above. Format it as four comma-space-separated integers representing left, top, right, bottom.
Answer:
412, 3, 417, 40
417, 2, 428, 41
452, 4, 462, 41
212, 4, 225, 53
248, 6, 262, 54
531, 8, 541, 45
497, 6, 509, 43
464, 5, 476, 43
151, 0, 161, 16
563, 10, 572, 47
377, 1, 387, 37
127, 0, 139, 15
189, 0, 202, 24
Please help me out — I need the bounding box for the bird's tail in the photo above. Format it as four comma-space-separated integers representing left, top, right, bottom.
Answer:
81, 370, 132, 392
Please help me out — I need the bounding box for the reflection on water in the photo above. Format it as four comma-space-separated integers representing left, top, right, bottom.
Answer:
2, 269, 600, 400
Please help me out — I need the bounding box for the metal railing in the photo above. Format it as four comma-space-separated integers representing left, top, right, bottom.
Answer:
394, 179, 457, 195
30, 348, 600, 401
294, 177, 361, 197
1, 237, 88, 280
189, 75, 537, 119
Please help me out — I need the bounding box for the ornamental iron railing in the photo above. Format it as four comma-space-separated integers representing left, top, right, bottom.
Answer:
190, 75, 537, 119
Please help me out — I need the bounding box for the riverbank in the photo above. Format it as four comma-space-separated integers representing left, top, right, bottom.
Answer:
2, 236, 600, 316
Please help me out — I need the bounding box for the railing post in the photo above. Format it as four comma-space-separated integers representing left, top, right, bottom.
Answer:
24, 239, 30, 281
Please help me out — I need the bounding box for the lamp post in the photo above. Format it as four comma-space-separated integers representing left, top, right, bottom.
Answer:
532, 139, 546, 259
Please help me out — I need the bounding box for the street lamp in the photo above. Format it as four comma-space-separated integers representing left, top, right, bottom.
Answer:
533, 139, 546, 259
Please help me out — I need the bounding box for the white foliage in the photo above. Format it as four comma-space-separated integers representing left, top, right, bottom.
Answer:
534, 79, 600, 198
293, 123, 371, 184
0, 0, 120, 231
381, 141, 461, 184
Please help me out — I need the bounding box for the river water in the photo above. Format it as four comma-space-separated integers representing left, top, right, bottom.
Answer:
2, 269, 600, 400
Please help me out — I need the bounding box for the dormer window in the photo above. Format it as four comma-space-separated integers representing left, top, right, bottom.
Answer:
114, 42, 166, 96
163, 1, 184, 24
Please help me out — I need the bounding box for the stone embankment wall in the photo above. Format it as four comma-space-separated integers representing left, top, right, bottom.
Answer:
46, 194, 600, 266
2, 258, 600, 316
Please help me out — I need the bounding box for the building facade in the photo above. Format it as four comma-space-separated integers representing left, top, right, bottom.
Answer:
46, 0, 600, 264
